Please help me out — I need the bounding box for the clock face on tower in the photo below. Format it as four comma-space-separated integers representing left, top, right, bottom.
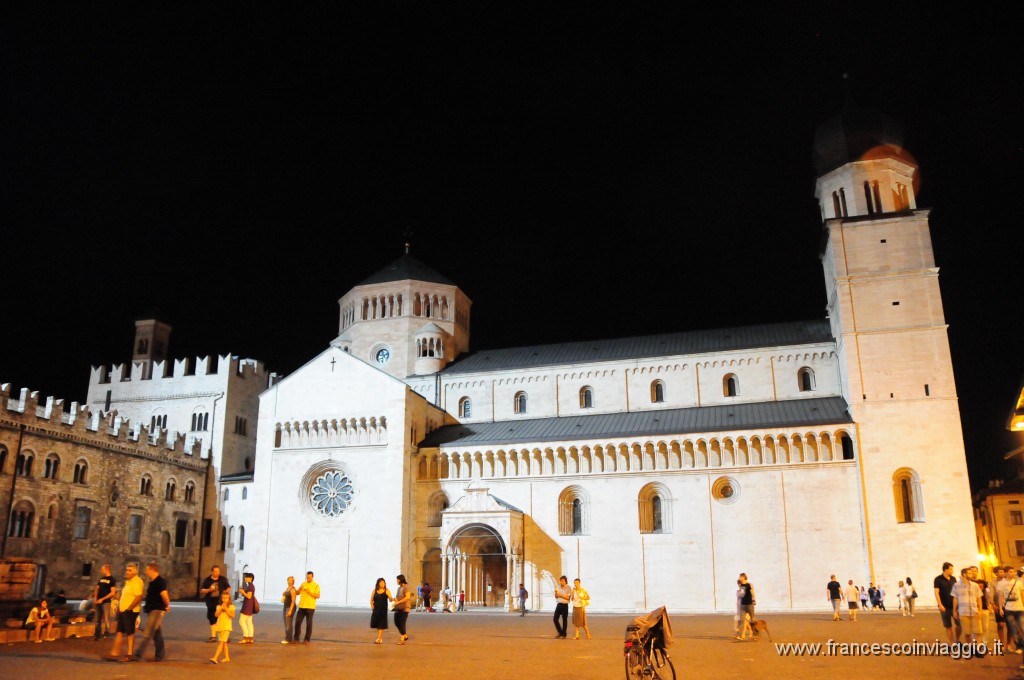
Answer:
375, 348, 390, 365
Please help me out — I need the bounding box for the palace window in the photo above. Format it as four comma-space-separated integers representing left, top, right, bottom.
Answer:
558, 486, 590, 536
639, 483, 672, 534
893, 468, 925, 523
73, 460, 89, 485
74, 506, 91, 539
0, 447, 7, 474
579, 386, 594, 409
165, 479, 176, 501
184, 481, 196, 502
15, 453, 34, 476
234, 416, 248, 435
150, 414, 167, 432
43, 454, 60, 480
459, 397, 472, 419
139, 474, 153, 496
7, 500, 35, 538
128, 514, 143, 544
1011, 511, 1024, 526
798, 367, 815, 392
514, 392, 527, 415
723, 374, 739, 397
191, 411, 210, 431
175, 519, 188, 548
651, 380, 665, 403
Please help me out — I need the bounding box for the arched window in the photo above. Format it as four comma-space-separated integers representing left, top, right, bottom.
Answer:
459, 397, 472, 419
837, 431, 855, 460
0, 447, 7, 474
15, 452, 34, 477
238, 526, 245, 551
223, 488, 229, 502
165, 479, 176, 501
43, 454, 60, 480
139, 474, 153, 496
723, 374, 739, 397
220, 526, 227, 551
558, 486, 590, 535
242, 487, 248, 500
639, 483, 672, 533
514, 392, 527, 415
184, 481, 196, 502
651, 380, 665, 403
7, 500, 35, 538
427, 492, 449, 527
191, 411, 209, 431
893, 469, 925, 523
579, 386, 594, 409
228, 526, 235, 548
73, 460, 89, 484
798, 367, 815, 392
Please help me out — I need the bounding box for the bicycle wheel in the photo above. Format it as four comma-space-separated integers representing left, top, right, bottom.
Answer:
651, 648, 676, 680
624, 647, 644, 679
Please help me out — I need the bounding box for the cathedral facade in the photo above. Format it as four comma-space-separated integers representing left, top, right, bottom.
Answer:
240, 111, 977, 612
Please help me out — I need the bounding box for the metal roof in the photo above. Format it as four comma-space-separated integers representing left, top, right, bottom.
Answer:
419, 396, 852, 448
441, 320, 833, 375
357, 254, 456, 287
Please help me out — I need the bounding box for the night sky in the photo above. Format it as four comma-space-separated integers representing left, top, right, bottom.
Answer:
2, 6, 1020, 490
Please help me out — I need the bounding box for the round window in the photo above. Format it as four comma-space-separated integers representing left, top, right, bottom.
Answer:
300, 461, 356, 520
712, 476, 740, 505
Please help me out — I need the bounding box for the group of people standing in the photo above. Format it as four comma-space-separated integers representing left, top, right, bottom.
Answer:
552, 576, 591, 640
934, 560, 1024, 665
826, 575, 918, 622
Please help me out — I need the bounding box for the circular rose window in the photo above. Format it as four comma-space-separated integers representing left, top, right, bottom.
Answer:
300, 461, 356, 519
712, 476, 740, 505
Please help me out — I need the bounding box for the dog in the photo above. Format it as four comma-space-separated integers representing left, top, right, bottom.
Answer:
749, 619, 772, 642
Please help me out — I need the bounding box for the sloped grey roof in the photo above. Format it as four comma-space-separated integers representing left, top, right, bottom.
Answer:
357, 254, 456, 286
419, 396, 852, 448
441, 320, 833, 375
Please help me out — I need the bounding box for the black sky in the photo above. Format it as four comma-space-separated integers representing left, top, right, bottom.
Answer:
1, 5, 1020, 490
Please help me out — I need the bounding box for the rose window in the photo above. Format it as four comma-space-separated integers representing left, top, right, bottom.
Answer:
309, 470, 354, 517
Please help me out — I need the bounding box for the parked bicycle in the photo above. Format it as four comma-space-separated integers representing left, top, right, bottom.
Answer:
623, 606, 676, 679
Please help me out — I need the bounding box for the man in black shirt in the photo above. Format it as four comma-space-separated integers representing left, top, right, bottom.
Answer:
92, 564, 117, 640
200, 566, 230, 642
129, 562, 169, 662
934, 561, 959, 644
826, 575, 843, 621
739, 573, 756, 638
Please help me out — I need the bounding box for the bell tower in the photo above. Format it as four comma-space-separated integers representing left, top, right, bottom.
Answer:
815, 108, 975, 585
334, 250, 471, 380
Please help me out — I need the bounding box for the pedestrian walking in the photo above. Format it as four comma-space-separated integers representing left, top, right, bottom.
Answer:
553, 575, 571, 638
518, 583, 528, 616
846, 581, 859, 621
130, 562, 170, 662
826, 575, 843, 621
738, 573, 756, 636
934, 562, 958, 644
238, 572, 257, 644
105, 562, 144, 662
393, 574, 411, 645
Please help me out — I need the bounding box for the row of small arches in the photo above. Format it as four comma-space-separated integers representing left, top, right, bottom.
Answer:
417, 430, 856, 480
341, 292, 455, 328
273, 417, 388, 448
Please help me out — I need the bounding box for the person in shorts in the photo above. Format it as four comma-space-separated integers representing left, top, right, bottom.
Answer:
106, 562, 144, 661
952, 567, 982, 645
846, 580, 860, 621
934, 562, 958, 644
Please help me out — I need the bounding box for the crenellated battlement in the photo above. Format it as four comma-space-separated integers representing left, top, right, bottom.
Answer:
0, 383, 205, 470
89, 353, 268, 386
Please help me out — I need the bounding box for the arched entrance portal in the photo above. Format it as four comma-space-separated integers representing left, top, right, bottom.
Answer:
446, 523, 507, 608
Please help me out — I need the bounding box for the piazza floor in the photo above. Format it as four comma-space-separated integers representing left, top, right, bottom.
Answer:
0, 602, 1019, 679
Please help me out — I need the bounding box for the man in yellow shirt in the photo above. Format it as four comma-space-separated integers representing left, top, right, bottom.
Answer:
106, 563, 144, 662
294, 571, 320, 643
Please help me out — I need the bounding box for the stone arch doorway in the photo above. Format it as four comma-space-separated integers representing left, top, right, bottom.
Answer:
446, 523, 508, 609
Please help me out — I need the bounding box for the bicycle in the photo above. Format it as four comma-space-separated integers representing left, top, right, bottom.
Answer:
623, 621, 676, 679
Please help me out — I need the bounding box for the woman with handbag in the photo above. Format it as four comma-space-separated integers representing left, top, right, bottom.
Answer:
906, 577, 917, 617
571, 578, 591, 640
392, 574, 411, 645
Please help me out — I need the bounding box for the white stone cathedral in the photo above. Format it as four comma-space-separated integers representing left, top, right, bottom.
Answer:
199, 110, 982, 611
